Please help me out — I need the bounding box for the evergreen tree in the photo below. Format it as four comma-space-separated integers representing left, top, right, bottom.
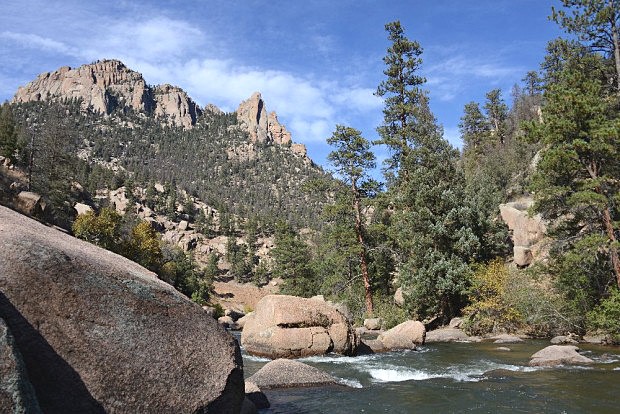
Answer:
551, 0, 620, 89
376, 21, 479, 321
375, 20, 428, 183
0, 103, 18, 162
483, 89, 509, 144
326, 125, 378, 314
527, 51, 620, 324
459, 101, 491, 168
271, 222, 317, 297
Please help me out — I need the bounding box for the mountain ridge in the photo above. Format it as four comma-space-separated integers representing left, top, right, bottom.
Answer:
12, 59, 307, 158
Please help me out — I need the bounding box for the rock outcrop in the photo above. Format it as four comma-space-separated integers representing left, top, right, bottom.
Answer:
529, 345, 594, 366
0, 206, 244, 413
235, 92, 308, 161
152, 83, 202, 128
241, 295, 357, 358
499, 197, 547, 267
12, 60, 203, 129
246, 359, 340, 389
377, 320, 426, 350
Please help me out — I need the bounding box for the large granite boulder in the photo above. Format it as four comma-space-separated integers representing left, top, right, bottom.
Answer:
377, 320, 425, 350
241, 295, 357, 358
0, 206, 244, 413
529, 345, 594, 367
246, 359, 340, 389
0, 318, 41, 413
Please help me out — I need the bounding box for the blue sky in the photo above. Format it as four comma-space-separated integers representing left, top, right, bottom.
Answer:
0, 0, 563, 171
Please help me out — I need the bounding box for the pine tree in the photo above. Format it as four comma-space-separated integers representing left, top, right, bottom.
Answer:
375, 20, 428, 183
527, 51, 620, 316
376, 21, 479, 321
483, 89, 509, 144
326, 125, 379, 314
551, 0, 620, 89
0, 103, 18, 162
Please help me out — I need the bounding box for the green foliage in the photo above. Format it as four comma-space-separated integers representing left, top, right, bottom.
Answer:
271, 222, 317, 297
0, 103, 19, 162
72, 208, 123, 252
587, 288, 620, 343
325, 124, 378, 313
375, 20, 428, 179
526, 49, 620, 327
463, 260, 522, 335
127, 221, 163, 272
372, 295, 409, 329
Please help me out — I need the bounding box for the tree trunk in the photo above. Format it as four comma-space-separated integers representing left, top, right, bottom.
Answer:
610, 0, 620, 91
602, 207, 620, 288
353, 182, 373, 315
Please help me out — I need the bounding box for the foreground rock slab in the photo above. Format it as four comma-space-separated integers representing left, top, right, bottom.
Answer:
0, 206, 244, 413
529, 345, 594, 367
241, 295, 357, 358
247, 359, 340, 389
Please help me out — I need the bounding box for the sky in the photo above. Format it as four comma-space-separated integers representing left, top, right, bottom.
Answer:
0, 0, 564, 172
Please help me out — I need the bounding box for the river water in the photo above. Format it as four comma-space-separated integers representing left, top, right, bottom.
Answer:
239, 337, 620, 414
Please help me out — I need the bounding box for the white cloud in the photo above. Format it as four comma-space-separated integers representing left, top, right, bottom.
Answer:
425, 54, 524, 102
0, 31, 77, 56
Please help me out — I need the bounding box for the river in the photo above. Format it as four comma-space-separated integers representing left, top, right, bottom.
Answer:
239, 337, 620, 413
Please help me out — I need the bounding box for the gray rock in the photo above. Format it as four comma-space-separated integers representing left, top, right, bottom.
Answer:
492, 334, 524, 344
247, 359, 340, 389
0, 318, 42, 413
529, 345, 594, 367
550, 335, 579, 345
449, 317, 464, 328
425, 327, 473, 343
394, 287, 404, 306
0, 206, 244, 413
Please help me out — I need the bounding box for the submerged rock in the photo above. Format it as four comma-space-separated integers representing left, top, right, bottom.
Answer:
246, 359, 340, 389
0, 206, 244, 413
529, 345, 594, 367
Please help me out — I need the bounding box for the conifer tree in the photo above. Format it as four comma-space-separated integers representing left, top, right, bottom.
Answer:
376, 21, 480, 321
552, 0, 620, 89
326, 125, 378, 314
529, 51, 620, 294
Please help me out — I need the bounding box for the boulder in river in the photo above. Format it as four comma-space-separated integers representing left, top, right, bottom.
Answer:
241, 295, 357, 358
425, 327, 474, 342
247, 359, 340, 389
0, 206, 244, 413
529, 345, 594, 367
378, 320, 425, 350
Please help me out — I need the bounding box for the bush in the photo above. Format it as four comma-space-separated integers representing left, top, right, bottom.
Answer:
372, 295, 409, 329
463, 259, 521, 335
587, 288, 620, 344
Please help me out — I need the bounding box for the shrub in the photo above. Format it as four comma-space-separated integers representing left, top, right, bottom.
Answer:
463, 259, 521, 335
587, 288, 620, 344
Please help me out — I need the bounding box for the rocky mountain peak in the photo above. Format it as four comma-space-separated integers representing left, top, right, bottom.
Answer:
12, 59, 202, 129
235, 92, 307, 160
